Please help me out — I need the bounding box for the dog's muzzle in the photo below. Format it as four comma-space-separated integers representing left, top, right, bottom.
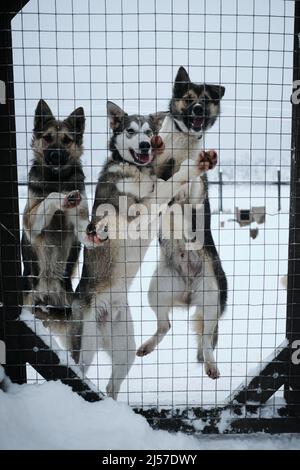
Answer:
193, 104, 204, 116
139, 141, 151, 154
45, 148, 69, 167
191, 104, 206, 131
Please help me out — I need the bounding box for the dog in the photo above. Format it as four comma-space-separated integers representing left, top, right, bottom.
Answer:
22, 99, 90, 347
137, 66, 228, 380
71, 100, 216, 398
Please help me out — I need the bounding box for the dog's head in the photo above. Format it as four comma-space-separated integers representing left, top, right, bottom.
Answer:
170, 66, 225, 137
32, 99, 85, 172
107, 101, 160, 166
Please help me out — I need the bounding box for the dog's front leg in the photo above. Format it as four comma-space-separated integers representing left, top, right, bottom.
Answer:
154, 149, 217, 206
64, 190, 91, 246
24, 192, 67, 240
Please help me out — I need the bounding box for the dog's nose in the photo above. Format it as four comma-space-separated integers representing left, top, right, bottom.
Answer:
139, 141, 151, 154
45, 149, 68, 166
49, 150, 59, 161
193, 104, 204, 116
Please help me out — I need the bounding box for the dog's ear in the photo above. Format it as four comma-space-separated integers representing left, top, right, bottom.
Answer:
107, 101, 127, 130
149, 111, 168, 134
34, 99, 54, 133
205, 84, 225, 101
173, 66, 191, 98
64, 107, 85, 136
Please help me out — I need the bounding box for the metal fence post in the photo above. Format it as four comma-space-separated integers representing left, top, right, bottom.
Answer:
285, 0, 300, 418
0, 1, 30, 383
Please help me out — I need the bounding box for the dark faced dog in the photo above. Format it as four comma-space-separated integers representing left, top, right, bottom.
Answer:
31, 99, 85, 171
22, 99, 90, 346
170, 65, 225, 136
137, 67, 227, 380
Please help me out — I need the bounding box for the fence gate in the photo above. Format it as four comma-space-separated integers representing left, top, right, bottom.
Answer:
0, 0, 300, 434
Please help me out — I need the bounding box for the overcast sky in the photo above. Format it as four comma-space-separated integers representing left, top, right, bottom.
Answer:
12, 0, 294, 183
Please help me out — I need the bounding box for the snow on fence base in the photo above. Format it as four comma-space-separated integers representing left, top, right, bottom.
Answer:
134, 405, 300, 435
0, 0, 300, 436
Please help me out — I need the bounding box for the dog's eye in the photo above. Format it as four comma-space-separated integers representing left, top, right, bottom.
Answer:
185, 95, 194, 103
144, 129, 153, 137
127, 128, 136, 136
43, 134, 53, 143
62, 135, 72, 145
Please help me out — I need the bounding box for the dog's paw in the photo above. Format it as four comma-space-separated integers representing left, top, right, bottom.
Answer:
86, 221, 96, 236
95, 219, 109, 241
84, 221, 98, 247
63, 190, 81, 209
170, 187, 188, 207
151, 135, 165, 155
106, 381, 117, 400
197, 149, 218, 174
85, 219, 109, 246
136, 341, 155, 357
204, 361, 220, 380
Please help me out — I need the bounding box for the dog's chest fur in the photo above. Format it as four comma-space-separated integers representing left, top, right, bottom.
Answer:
113, 163, 155, 200
22, 165, 85, 307
96, 158, 156, 212
89, 157, 165, 296
154, 115, 202, 178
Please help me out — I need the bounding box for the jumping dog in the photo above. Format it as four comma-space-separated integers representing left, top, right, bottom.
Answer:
137, 67, 228, 380
72, 100, 216, 398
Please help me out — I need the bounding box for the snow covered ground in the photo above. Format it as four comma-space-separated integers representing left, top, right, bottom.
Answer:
0, 373, 299, 450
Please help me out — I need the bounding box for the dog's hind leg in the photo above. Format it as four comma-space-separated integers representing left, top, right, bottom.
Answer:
192, 309, 219, 363
193, 267, 221, 379
191, 309, 204, 362
212, 323, 219, 351
137, 265, 183, 357
136, 304, 171, 357
77, 306, 99, 375
105, 305, 136, 400
69, 296, 84, 364
202, 311, 220, 379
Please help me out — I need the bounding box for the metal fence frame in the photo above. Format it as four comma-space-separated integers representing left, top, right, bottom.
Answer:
0, 0, 299, 434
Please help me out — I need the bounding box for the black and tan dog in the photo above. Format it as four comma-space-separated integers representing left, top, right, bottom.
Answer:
22, 99, 90, 346
137, 67, 228, 380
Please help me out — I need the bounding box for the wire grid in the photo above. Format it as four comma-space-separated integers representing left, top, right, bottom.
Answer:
10, 0, 294, 412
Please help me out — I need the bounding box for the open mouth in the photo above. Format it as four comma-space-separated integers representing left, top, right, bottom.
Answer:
191, 116, 204, 132
129, 148, 152, 165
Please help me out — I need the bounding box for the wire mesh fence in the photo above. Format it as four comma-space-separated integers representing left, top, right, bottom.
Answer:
1, 0, 299, 433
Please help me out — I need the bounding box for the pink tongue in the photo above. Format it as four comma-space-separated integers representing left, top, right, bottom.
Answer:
193, 117, 203, 128
137, 153, 149, 163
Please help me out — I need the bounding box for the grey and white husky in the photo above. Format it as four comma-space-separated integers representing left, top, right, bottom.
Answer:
22, 99, 89, 346
72, 100, 216, 398
137, 67, 227, 380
